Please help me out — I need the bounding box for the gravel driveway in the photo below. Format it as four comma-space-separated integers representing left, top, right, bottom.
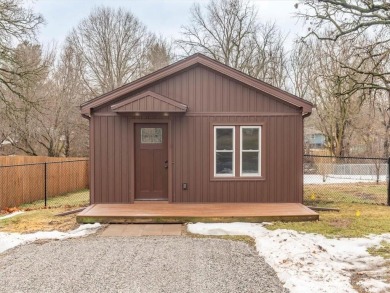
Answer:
0, 236, 284, 293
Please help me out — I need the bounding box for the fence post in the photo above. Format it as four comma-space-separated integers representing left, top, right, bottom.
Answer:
387, 157, 390, 206
44, 162, 47, 207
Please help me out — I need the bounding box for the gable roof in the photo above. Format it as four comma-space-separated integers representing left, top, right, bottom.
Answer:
81, 53, 313, 116
111, 91, 188, 113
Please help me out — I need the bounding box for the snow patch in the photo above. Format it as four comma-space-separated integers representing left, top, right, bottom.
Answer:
358, 279, 390, 293
188, 223, 390, 293
304, 174, 386, 184
0, 211, 25, 220
0, 223, 101, 254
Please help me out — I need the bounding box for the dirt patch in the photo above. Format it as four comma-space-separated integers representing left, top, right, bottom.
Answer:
351, 272, 370, 293
329, 218, 352, 229
355, 193, 378, 201
350, 261, 390, 293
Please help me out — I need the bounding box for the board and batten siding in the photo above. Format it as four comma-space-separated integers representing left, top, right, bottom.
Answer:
95, 66, 298, 114
90, 64, 304, 203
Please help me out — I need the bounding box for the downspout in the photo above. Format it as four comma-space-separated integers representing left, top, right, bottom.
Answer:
80, 105, 92, 205
302, 109, 312, 204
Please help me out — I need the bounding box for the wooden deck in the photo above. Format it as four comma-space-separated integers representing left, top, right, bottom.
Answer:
77, 203, 319, 223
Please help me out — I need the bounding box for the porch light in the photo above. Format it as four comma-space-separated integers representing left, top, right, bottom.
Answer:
163, 112, 169, 116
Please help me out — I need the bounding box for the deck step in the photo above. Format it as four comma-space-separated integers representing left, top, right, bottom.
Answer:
77, 203, 319, 224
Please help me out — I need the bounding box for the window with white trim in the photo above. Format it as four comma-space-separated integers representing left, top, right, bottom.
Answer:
214, 126, 235, 176
240, 126, 261, 176
214, 125, 261, 178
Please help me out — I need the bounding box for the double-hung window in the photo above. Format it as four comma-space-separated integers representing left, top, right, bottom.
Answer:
214, 126, 235, 176
214, 125, 261, 178
240, 126, 261, 176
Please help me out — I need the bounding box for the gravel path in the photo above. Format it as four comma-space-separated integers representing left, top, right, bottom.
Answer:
0, 236, 284, 293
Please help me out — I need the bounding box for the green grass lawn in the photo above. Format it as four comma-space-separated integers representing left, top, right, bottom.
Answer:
268, 202, 390, 238
304, 183, 387, 205
294, 183, 390, 238
0, 189, 90, 233
20, 189, 90, 210
267, 183, 390, 237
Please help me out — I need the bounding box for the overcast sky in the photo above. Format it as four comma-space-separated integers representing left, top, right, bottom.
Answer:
25, 0, 304, 50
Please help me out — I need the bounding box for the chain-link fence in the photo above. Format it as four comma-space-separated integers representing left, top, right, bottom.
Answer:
304, 155, 389, 206
0, 159, 89, 210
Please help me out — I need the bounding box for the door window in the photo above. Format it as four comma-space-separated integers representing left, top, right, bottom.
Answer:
141, 128, 162, 143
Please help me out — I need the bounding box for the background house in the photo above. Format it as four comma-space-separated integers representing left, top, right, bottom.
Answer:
304, 128, 326, 151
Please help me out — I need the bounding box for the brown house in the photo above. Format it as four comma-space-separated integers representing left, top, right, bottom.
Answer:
81, 53, 313, 205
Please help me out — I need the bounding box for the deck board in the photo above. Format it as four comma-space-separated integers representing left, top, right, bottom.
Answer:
77, 203, 318, 223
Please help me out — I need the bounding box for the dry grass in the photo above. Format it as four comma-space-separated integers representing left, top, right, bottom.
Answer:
304, 183, 387, 205
20, 189, 89, 210
0, 189, 89, 233
268, 203, 390, 238
0, 207, 80, 233
301, 181, 388, 238
368, 241, 390, 259
185, 229, 256, 247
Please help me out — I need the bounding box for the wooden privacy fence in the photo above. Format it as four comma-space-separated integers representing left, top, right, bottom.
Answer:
0, 156, 83, 165
0, 157, 89, 209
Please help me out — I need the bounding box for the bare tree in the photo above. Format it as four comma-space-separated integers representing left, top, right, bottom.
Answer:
1, 42, 94, 157
372, 90, 390, 158
0, 0, 44, 103
178, 0, 258, 66
296, 0, 390, 41
142, 37, 174, 75
246, 22, 288, 89
363, 49, 390, 158
296, 0, 390, 92
177, 0, 288, 88
52, 43, 91, 157
1, 42, 55, 156
66, 6, 171, 96
298, 38, 369, 156
288, 40, 314, 99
